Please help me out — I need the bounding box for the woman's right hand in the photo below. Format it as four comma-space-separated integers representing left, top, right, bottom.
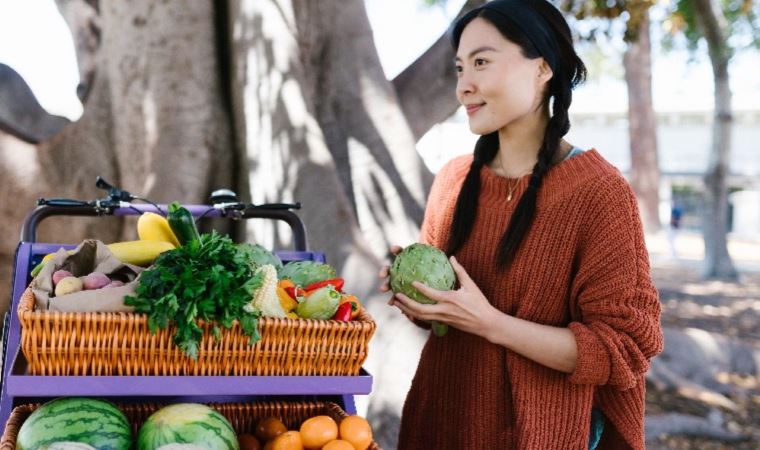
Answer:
378, 244, 403, 295
379, 244, 428, 326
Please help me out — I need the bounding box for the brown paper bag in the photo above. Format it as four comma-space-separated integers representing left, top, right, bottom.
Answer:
30, 239, 144, 312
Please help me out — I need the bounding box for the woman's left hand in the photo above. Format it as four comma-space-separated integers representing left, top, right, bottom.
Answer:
389, 255, 501, 338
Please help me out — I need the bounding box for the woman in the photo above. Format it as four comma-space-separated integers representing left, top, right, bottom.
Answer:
379, 1, 663, 448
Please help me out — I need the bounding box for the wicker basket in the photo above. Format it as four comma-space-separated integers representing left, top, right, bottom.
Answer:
0, 400, 381, 450
18, 288, 375, 376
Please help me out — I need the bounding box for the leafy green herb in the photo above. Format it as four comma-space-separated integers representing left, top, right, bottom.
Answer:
125, 231, 262, 359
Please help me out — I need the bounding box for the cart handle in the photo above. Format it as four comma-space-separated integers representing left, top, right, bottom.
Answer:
20, 204, 308, 251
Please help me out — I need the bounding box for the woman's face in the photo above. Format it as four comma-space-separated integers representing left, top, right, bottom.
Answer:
455, 17, 552, 135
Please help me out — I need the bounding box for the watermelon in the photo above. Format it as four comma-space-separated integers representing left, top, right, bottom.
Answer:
156, 446, 206, 450
39, 444, 97, 450
16, 398, 132, 450
137, 404, 238, 450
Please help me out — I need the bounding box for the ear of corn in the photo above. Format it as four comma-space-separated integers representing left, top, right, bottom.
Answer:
250, 264, 286, 318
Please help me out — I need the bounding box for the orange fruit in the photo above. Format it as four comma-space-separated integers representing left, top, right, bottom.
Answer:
255, 417, 287, 442
322, 439, 355, 450
239, 433, 262, 450
339, 416, 372, 450
270, 430, 303, 450
299, 415, 338, 449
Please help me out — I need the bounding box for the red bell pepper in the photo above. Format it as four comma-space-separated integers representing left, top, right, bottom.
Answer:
332, 302, 352, 321
305, 278, 344, 294
284, 286, 305, 300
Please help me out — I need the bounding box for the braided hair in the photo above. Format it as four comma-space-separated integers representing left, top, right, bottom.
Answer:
447, 0, 587, 268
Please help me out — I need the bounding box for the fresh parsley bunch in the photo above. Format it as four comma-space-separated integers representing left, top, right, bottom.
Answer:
125, 231, 263, 359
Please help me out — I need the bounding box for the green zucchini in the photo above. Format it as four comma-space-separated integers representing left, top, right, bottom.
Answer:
167, 202, 201, 246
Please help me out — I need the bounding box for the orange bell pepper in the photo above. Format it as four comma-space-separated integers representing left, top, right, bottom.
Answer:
339, 294, 362, 319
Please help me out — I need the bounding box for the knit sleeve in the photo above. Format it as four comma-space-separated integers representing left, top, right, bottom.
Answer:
418, 156, 468, 248
567, 174, 664, 389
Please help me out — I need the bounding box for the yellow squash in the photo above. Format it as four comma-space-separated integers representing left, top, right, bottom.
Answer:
31, 240, 175, 276
136, 212, 181, 247
107, 240, 176, 266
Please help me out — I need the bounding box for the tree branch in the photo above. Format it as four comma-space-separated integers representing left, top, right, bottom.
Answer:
392, 0, 486, 141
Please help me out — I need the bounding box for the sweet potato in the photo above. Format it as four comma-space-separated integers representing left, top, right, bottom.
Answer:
52, 270, 73, 286
83, 272, 111, 290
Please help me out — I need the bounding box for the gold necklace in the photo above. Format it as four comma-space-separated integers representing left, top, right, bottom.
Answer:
498, 154, 533, 201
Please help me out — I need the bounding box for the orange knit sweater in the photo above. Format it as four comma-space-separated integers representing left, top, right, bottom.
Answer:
397, 150, 663, 450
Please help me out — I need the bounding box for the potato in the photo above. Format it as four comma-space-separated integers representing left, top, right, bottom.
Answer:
55, 277, 84, 296
83, 272, 111, 290
103, 280, 124, 288
52, 270, 73, 286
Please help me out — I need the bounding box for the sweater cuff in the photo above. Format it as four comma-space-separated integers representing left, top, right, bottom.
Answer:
568, 322, 611, 385
413, 318, 432, 330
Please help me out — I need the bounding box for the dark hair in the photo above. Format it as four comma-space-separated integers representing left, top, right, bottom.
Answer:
447, 0, 586, 268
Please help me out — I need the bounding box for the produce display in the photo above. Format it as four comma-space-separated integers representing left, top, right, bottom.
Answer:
9, 202, 374, 450
11, 398, 374, 450
239, 414, 373, 450
137, 404, 238, 450
25, 202, 366, 359
15, 398, 132, 450
389, 243, 456, 337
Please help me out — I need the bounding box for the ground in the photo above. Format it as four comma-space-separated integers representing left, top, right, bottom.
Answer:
646, 262, 760, 449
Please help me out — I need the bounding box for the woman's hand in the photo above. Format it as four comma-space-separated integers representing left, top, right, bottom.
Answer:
389, 255, 501, 338
378, 244, 402, 294
379, 245, 422, 325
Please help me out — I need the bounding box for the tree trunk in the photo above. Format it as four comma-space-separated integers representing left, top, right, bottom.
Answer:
229, 0, 437, 281
623, 13, 661, 233
228, 0, 380, 294
393, 0, 486, 141
692, 0, 737, 280
54, 0, 100, 100
37, 0, 234, 245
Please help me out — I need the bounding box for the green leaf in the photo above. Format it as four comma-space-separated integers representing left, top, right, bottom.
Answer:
126, 231, 262, 358
240, 314, 261, 345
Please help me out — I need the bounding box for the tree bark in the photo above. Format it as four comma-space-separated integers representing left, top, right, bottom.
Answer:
392, 0, 486, 141
38, 0, 234, 245
229, 0, 382, 299
54, 0, 100, 100
229, 0, 436, 280
623, 13, 660, 233
692, 0, 737, 280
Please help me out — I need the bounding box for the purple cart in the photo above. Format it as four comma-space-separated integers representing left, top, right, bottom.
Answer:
0, 202, 372, 428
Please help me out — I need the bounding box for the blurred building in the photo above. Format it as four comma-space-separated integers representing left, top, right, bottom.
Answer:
417, 108, 760, 237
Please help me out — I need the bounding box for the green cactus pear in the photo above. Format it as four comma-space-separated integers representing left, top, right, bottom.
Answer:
389, 243, 456, 336
278, 261, 337, 287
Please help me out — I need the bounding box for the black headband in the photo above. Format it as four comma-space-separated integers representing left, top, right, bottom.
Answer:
475, 0, 559, 73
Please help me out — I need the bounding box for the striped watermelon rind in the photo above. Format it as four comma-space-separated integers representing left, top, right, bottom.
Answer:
137, 403, 238, 450
16, 398, 132, 450
39, 443, 97, 450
